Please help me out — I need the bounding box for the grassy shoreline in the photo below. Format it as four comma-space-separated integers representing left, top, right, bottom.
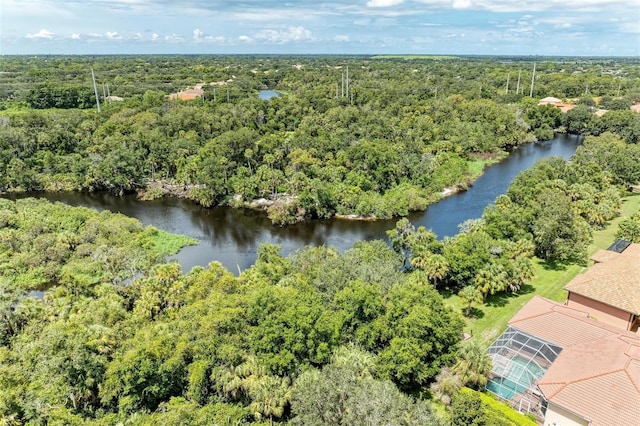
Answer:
442, 193, 640, 347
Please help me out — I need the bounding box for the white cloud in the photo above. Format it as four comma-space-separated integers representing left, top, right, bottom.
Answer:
71, 33, 81, 39
366, 0, 404, 7
334, 34, 350, 42
151, 33, 159, 40
239, 35, 253, 42
193, 28, 225, 42
452, 0, 472, 9
254, 26, 313, 43
164, 33, 183, 41
26, 28, 55, 39
106, 31, 121, 39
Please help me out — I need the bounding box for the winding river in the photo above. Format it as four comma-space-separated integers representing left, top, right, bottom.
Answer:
9, 134, 582, 274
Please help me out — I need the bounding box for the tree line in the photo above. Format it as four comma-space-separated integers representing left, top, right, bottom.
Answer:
1, 56, 639, 224
0, 196, 539, 425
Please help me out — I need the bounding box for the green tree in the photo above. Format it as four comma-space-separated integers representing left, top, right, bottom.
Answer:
451, 390, 487, 426
386, 218, 415, 268
459, 286, 483, 317
291, 348, 439, 426
616, 213, 640, 243
371, 277, 464, 390
248, 375, 291, 426
452, 341, 493, 389
422, 253, 449, 287
533, 188, 591, 262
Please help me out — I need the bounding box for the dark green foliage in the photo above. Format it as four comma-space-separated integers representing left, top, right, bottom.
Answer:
617, 213, 640, 243
451, 390, 487, 426
26, 83, 95, 109
290, 347, 441, 426
0, 200, 464, 424
8, 55, 636, 222
564, 104, 595, 134
368, 275, 464, 390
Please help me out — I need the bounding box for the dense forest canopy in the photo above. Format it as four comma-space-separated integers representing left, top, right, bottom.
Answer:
1, 55, 640, 425
1, 55, 639, 224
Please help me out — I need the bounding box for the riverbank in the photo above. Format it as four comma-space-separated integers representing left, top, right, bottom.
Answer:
137, 151, 504, 225
3, 133, 582, 274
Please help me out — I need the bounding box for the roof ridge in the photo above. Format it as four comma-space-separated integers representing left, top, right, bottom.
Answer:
509, 296, 556, 323
538, 381, 566, 399
566, 367, 626, 386
625, 359, 640, 395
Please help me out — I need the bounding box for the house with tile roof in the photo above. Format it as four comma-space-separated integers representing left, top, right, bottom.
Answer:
564, 242, 640, 332
537, 96, 576, 113
169, 88, 204, 101
487, 296, 640, 425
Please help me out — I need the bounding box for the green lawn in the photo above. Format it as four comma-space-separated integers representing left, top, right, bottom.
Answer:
149, 228, 198, 257
442, 193, 640, 347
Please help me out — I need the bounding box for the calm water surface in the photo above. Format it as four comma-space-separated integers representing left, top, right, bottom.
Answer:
258, 90, 281, 100
9, 134, 582, 274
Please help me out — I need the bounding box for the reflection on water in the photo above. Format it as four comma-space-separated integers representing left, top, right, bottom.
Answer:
5, 134, 581, 274
258, 90, 281, 100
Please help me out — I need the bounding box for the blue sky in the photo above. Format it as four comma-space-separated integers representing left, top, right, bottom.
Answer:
2, 0, 639, 56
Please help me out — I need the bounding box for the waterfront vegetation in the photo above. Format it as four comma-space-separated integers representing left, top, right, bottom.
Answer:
1, 56, 639, 225
1, 55, 640, 425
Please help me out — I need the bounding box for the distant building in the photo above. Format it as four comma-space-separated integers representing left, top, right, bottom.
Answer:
538, 97, 563, 106
538, 97, 575, 113
631, 104, 640, 113
169, 88, 204, 101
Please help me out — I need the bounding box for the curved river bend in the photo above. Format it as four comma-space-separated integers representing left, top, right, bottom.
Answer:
12, 134, 582, 274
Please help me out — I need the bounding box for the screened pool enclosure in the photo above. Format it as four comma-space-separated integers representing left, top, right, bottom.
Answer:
486, 326, 562, 413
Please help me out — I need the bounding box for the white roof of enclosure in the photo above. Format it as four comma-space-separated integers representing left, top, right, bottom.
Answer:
486, 326, 562, 402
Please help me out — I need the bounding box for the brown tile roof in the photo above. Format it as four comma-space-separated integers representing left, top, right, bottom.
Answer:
510, 296, 614, 347
509, 296, 640, 426
590, 248, 619, 263
169, 88, 204, 101
564, 243, 640, 315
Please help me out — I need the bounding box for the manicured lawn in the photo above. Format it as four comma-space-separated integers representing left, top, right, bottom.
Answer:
441, 193, 640, 347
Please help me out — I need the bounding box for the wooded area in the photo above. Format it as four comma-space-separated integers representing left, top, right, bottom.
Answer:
1, 55, 640, 425
2, 56, 639, 224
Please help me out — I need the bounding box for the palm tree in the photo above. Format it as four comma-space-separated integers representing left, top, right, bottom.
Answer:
475, 263, 507, 302
458, 285, 483, 317
430, 367, 462, 406
409, 247, 429, 270
453, 341, 493, 389
514, 256, 535, 290
473, 268, 493, 303
423, 253, 449, 287
249, 375, 292, 426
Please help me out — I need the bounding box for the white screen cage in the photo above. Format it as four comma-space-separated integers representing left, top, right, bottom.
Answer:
486, 326, 562, 408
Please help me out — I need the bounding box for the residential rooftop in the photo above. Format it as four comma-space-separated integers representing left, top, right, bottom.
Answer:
509, 296, 640, 426
564, 243, 640, 315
